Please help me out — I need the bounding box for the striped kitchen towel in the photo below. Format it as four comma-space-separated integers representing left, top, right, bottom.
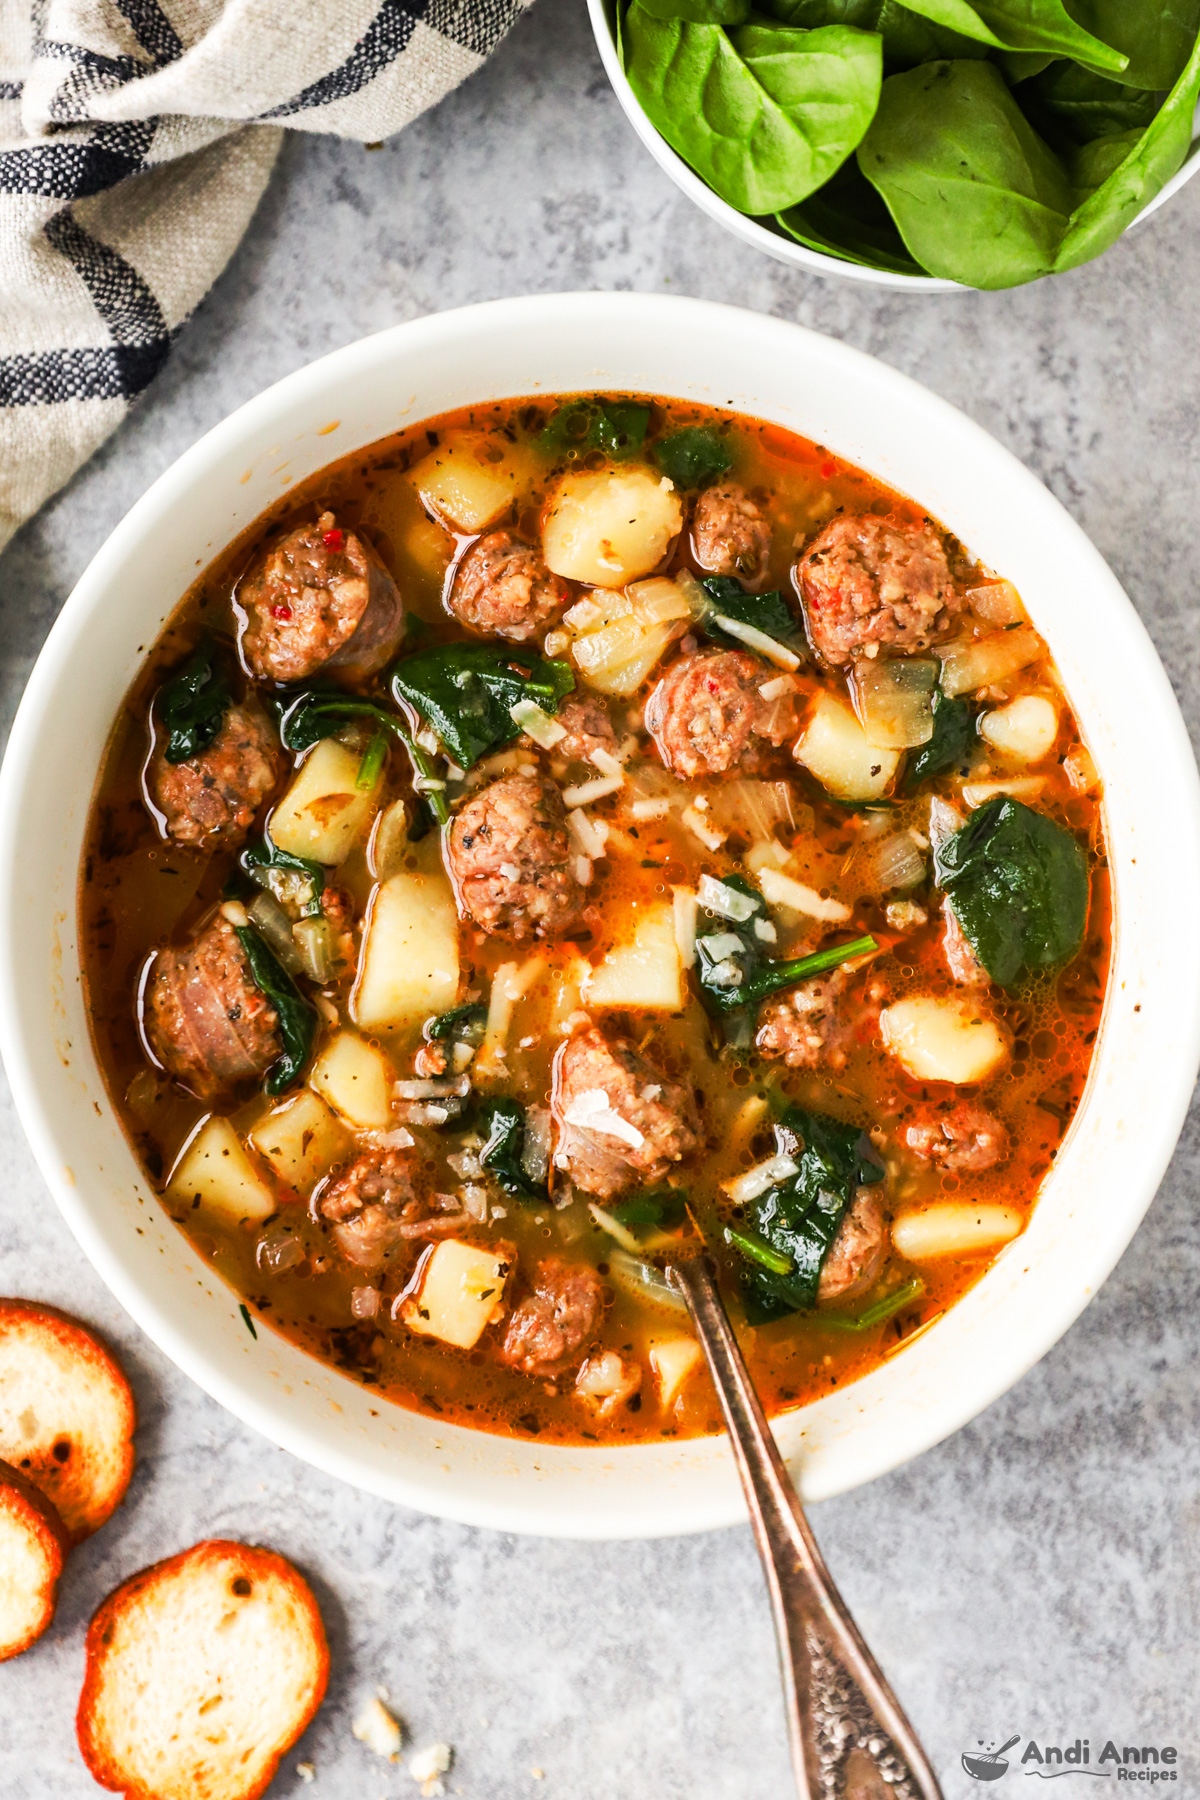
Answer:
0, 0, 528, 549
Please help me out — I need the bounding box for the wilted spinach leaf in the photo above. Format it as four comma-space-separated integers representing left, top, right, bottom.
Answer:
903, 687, 975, 790
539, 397, 650, 461
934, 795, 1089, 985
479, 1097, 546, 1201
652, 426, 733, 487
607, 1188, 689, 1229
733, 1105, 885, 1321
427, 1002, 488, 1045
233, 925, 317, 1095
391, 645, 574, 770
694, 873, 877, 1018
697, 576, 801, 650
277, 687, 449, 826
157, 640, 231, 765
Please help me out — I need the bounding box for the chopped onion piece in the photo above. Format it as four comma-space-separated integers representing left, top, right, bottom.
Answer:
562, 773, 623, 807
350, 1286, 380, 1319
562, 1088, 645, 1148
850, 657, 937, 749
394, 1076, 471, 1100
928, 796, 964, 854
723, 1153, 800, 1203
587, 1202, 644, 1255
606, 1249, 688, 1314
860, 831, 926, 893
522, 1104, 551, 1182
961, 776, 1046, 808
510, 697, 567, 748
682, 805, 725, 852
939, 626, 1041, 698
564, 596, 605, 632
757, 866, 851, 922
697, 872, 760, 922
246, 893, 304, 974
370, 1126, 417, 1150
672, 886, 698, 968
543, 629, 570, 658
711, 612, 800, 670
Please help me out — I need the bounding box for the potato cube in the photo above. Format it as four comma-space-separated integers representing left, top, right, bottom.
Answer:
352, 869, 460, 1033
892, 1202, 1022, 1261
309, 1031, 395, 1130
168, 1116, 275, 1224
400, 1240, 514, 1349
269, 738, 381, 866
586, 902, 683, 1010
248, 1088, 350, 1190
409, 432, 531, 533
543, 467, 684, 588
979, 695, 1058, 763
649, 1335, 703, 1408
880, 996, 1008, 1085
794, 692, 901, 801
939, 626, 1042, 699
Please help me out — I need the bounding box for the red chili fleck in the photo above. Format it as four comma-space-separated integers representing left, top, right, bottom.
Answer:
820, 460, 836, 479
270, 603, 292, 620
323, 527, 344, 551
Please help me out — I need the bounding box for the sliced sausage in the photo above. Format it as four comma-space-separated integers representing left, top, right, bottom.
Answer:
545, 693, 617, 765
148, 695, 283, 852
317, 1146, 433, 1269
552, 1027, 701, 1200
817, 1189, 887, 1305
691, 483, 772, 586
797, 514, 962, 665
446, 774, 587, 942
755, 971, 848, 1071
238, 510, 404, 683
906, 1102, 1008, 1174
448, 529, 569, 643
144, 916, 280, 1102
942, 901, 986, 985
500, 1257, 604, 1377
644, 648, 800, 780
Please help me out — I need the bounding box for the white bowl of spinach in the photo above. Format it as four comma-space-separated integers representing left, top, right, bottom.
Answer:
590, 0, 1200, 288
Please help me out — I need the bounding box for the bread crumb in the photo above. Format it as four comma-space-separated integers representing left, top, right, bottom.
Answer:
353, 1696, 403, 1760
410, 1741, 453, 1796
296, 1765, 315, 1784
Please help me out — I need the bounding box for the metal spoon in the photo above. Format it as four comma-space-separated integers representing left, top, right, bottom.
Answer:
667, 1254, 944, 1800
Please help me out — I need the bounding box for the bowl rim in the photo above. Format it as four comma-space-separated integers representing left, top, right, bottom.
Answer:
586, 0, 1200, 292
3, 290, 1200, 1538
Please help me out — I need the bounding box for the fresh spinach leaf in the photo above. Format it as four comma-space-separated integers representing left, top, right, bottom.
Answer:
241, 832, 325, 913
776, 157, 929, 272
697, 576, 802, 650
900, 0, 1125, 71
1024, 61, 1159, 145
903, 687, 975, 790
157, 640, 232, 765
277, 687, 449, 826
859, 59, 1074, 287
733, 1105, 885, 1321
391, 644, 574, 771
934, 795, 1089, 985
652, 426, 734, 487
479, 1098, 545, 1201
757, 0, 984, 67
694, 872, 877, 1015
427, 1001, 488, 1045
637, 0, 751, 19
623, 8, 882, 213
539, 397, 650, 461
996, 48, 1056, 78
1064, 0, 1200, 90
1053, 25, 1200, 269
233, 925, 317, 1095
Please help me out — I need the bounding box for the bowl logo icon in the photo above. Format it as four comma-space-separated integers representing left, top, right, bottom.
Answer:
963, 1735, 1021, 1780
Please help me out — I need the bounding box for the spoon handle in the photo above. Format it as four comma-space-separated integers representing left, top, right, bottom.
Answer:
668, 1255, 944, 1800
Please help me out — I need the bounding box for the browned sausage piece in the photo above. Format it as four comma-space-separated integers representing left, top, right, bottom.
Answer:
318, 1146, 441, 1270
797, 514, 962, 665
942, 901, 987, 986
691, 483, 772, 586
817, 1189, 887, 1305
148, 695, 283, 852
552, 1027, 701, 1200
144, 917, 281, 1102
906, 1102, 1008, 1174
543, 693, 617, 764
449, 529, 570, 643
446, 774, 586, 942
644, 648, 800, 780
755, 971, 848, 1071
500, 1258, 604, 1377
238, 511, 404, 683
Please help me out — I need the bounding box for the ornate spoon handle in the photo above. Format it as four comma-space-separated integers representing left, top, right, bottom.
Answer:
667, 1255, 944, 1800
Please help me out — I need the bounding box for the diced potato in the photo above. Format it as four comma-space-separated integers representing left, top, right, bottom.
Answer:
400, 1240, 513, 1349
270, 738, 381, 866
586, 902, 683, 1010
793, 692, 901, 801
403, 515, 455, 577
960, 775, 1046, 808
939, 626, 1042, 699
168, 1116, 275, 1224
409, 432, 531, 533
352, 869, 459, 1033
892, 1202, 1022, 1261
248, 1089, 349, 1191
980, 695, 1058, 763
568, 579, 692, 696
543, 466, 684, 588
966, 579, 1028, 626
309, 1031, 395, 1130
880, 996, 1008, 1085
649, 1335, 703, 1408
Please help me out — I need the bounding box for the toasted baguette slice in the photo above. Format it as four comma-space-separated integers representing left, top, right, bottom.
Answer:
0, 1300, 136, 1543
0, 1456, 70, 1660
78, 1540, 329, 1800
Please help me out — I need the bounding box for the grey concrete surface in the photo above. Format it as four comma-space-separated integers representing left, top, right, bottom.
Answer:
2, 2, 1200, 1795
